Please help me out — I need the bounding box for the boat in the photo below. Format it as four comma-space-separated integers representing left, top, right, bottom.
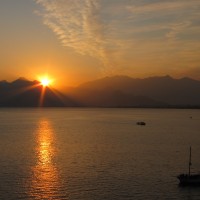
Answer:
177, 146, 200, 186
136, 121, 146, 125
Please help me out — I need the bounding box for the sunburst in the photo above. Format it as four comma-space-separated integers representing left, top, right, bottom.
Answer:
40, 77, 52, 87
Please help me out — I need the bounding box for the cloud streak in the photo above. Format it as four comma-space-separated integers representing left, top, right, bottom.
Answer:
127, 1, 200, 40
127, 1, 200, 14
35, 0, 112, 69
35, 0, 200, 77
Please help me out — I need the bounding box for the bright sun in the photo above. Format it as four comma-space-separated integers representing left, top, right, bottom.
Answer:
39, 77, 52, 87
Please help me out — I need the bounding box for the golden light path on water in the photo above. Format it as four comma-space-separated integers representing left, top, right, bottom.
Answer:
29, 119, 66, 199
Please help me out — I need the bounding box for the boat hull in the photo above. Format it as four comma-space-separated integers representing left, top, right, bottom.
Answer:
177, 174, 200, 186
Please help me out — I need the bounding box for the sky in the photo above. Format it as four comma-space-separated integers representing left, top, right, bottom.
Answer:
0, 0, 200, 88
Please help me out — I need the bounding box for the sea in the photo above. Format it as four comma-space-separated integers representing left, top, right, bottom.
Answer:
0, 108, 200, 200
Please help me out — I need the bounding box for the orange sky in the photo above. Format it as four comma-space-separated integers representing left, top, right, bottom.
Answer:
1, 0, 200, 89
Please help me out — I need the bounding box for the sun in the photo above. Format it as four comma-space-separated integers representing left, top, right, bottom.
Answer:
41, 78, 50, 87
39, 76, 52, 87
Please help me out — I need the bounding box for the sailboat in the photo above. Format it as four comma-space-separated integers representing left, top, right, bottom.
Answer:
177, 146, 200, 186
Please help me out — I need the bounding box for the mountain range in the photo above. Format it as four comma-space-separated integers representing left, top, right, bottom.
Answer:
0, 76, 200, 107
0, 77, 76, 107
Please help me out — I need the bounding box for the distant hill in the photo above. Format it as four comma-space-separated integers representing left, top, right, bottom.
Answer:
0, 78, 77, 107
67, 75, 200, 107
1, 76, 200, 107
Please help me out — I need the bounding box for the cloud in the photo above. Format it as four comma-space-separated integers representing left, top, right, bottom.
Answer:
126, 1, 200, 41
35, 0, 112, 69
127, 1, 200, 15
35, 0, 200, 77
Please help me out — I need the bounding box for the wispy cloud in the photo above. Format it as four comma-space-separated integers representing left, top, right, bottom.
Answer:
35, 0, 200, 77
126, 1, 200, 42
127, 1, 200, 14
35, 0, 114, 70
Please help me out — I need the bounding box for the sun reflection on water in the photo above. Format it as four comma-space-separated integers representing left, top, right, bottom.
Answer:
37, 120, 54, 166
29, 119, 64, 199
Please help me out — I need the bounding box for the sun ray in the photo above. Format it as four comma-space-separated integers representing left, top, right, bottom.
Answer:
39, 85, 46, 107
37, 75, 54, 106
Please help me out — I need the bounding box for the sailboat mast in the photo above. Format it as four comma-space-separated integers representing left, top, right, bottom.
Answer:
189, 146, 192, 177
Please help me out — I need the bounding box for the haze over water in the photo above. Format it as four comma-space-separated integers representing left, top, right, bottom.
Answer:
0, 108, 200, 199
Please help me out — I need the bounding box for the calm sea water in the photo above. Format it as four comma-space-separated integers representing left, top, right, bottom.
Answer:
0, 108, 200, 200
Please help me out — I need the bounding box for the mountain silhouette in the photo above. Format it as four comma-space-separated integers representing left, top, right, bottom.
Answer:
67, 75, 200, 107
1, 76, 200, 107
0, 78, 77, 107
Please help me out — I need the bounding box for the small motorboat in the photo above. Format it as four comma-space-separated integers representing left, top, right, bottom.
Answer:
136, 121, 146, 125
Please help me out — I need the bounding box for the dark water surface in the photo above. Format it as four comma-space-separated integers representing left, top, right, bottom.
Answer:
0, 108, 200, 199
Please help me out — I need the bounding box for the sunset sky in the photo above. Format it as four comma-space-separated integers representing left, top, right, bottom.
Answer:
1, 0, 200, 88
